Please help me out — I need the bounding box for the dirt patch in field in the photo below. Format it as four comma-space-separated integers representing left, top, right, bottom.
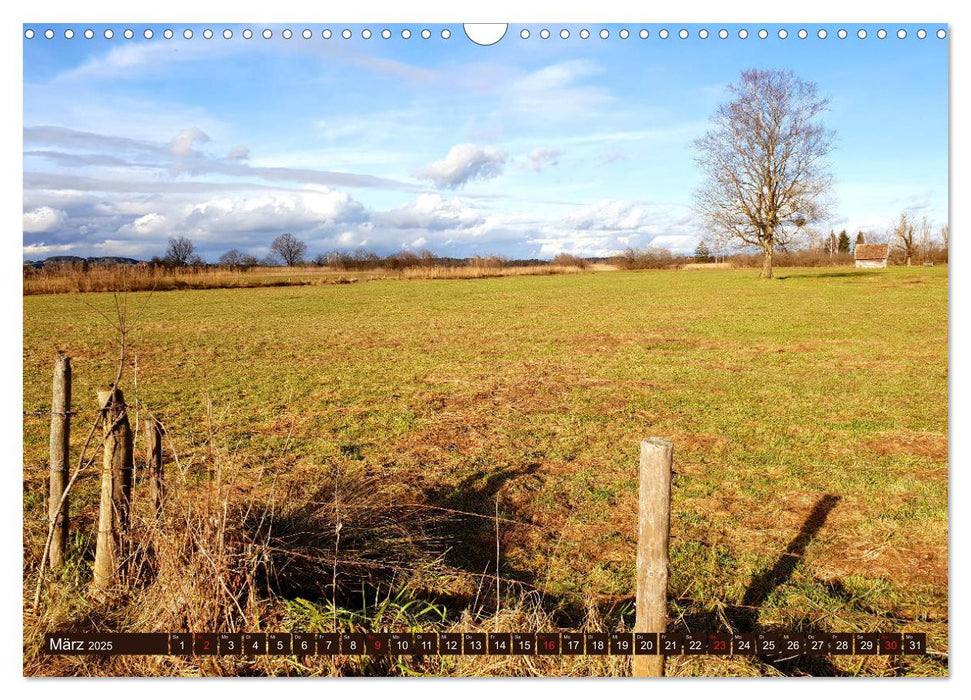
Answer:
571, 331, 635, 355
572, 329, 700, 356
574, 377, 674, 392
752, 342, 822, 354
824, 536, 948, 591
676, 432, 731, 456
395, 416, 493, 460
866, 430, 948, 461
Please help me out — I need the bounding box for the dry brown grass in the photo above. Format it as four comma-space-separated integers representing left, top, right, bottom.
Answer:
23, 409, 457, 676
23, 262, 592, 295
23, 264, 319, 295
399, 264, 588, 280
682, 262, 733, 270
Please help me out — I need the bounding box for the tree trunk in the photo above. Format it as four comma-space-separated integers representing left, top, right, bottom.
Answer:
760, 239, 774, 279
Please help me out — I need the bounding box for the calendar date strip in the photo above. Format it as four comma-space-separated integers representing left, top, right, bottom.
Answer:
44, 631, 926, 657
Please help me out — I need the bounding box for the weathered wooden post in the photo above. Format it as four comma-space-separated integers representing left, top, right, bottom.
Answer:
145, 415, 165, 518
48, 353, 71, 570
92, 386, 134, 592
633, 438, 673, 678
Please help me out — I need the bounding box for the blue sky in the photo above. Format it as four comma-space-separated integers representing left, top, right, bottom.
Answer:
22, 23, 949, 261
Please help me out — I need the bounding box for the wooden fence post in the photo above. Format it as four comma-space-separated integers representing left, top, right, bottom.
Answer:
92, 386, 134, 592
48, 353, 71, 570
145, 415, 165, 518
633, 438, 673, 678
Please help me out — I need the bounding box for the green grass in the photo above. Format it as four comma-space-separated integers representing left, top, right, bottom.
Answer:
22, 265, 948, 676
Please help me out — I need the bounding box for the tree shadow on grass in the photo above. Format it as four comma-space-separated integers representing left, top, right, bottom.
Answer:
739, 494, 841, 611
680, 494, 845, 675
607, 494, 847, 675
420, 461, 544, 613
776, 270, 879, 280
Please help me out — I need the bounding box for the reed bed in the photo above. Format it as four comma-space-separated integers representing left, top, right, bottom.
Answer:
23, 263, 591, 295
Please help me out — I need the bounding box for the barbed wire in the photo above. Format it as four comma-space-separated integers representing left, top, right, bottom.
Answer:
23, 409, 81, 418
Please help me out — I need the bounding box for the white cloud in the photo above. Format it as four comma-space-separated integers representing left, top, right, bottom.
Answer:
89, 239, 162, 258
24, 126, 160, 155
23, 241, 78, 257
597, 149, 630, 167
647, 234, 696, 251
227, 146, 250, 161
23, 188, 89, 211
564, 199, 652, 231
183, 189, 367, 235
526, 148, 560, 172
21, 183, 706, 261
521, 199, 701, 257
55, 41, 218, 83
125, 213, 169, 236
375, 194, 485, 230
23, 206, 67, 233
169, 128, 211, 156
527, 234, 623, 259
415, 144, 507, 189
503, 60, 614, 118
512, 60, 602, 93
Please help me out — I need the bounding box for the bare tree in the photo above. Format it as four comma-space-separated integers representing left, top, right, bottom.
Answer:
806, 228, 822, 253
940, 224, 949, 254
164, 236, 196, 267
270, 233, 308, 266
219, 249, 244, 267
822, 230, 837, 256
704, 229, 734, 264
918, 216, 932, 262
218, 248, 256, 268
694, 69, 835, 278
892, 212, 918, 266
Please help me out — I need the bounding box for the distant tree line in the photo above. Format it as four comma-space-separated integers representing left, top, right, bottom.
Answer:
143, 221, 947, 276
149, 233, 585, 271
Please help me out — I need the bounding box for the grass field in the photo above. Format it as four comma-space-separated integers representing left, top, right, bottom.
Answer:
22, 265, 948, 676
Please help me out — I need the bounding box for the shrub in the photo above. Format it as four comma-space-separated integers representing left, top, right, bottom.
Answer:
611, 247, 680, 270
468, 254, 507, 269
550, 253, 589, 269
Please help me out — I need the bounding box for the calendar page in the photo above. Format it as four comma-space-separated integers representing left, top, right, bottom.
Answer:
21, 17, 948, 679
